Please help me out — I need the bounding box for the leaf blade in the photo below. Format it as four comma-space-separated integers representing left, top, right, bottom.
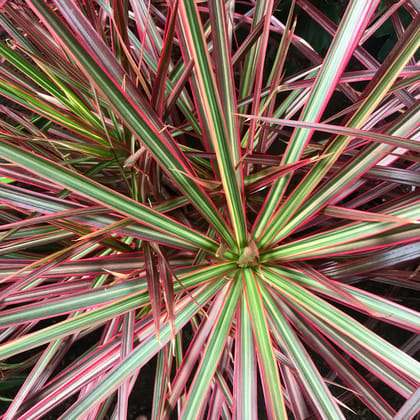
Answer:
243, 268, 287, 420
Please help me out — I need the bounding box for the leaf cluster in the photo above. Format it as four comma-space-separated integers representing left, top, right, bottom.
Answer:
0, 1, 419, 419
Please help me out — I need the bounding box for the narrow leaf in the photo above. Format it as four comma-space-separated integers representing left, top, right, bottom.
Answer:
243, 268, 287, 420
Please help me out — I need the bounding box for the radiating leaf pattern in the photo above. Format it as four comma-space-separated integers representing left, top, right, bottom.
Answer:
0, 1, 418, 418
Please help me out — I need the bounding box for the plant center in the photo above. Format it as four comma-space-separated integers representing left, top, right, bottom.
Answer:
237, 238, 260, 268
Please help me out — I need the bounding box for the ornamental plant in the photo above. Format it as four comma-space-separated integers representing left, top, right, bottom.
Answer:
0, 0, 419, 419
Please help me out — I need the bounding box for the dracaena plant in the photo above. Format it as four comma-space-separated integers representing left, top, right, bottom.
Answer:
0, 0, 419, 419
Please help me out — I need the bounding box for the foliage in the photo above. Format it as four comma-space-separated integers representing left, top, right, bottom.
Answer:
0, 1, 419, 419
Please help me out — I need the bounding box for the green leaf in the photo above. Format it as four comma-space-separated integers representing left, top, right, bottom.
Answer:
0, 263, 235, 360
262, 266, 420, 383
0, 183, 197, 251
261, 201, 420, 261
239, 114, 420, 153
180, 273, 241, 419
256, 14, 420, 248
262, 286, 345, 419
0, 140, 222, 254
60, 274, 236, 420
235, 291, 258, 420
0, 176, 14, 184
243, 268, 287, 420
254, 0, 381, 245
30, 0, 236, 250
273, 265, 420, 332
208, 2, 241, 170
270, 101, 419, 243
177, 2, 247, 250
0, 278, 145, 328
